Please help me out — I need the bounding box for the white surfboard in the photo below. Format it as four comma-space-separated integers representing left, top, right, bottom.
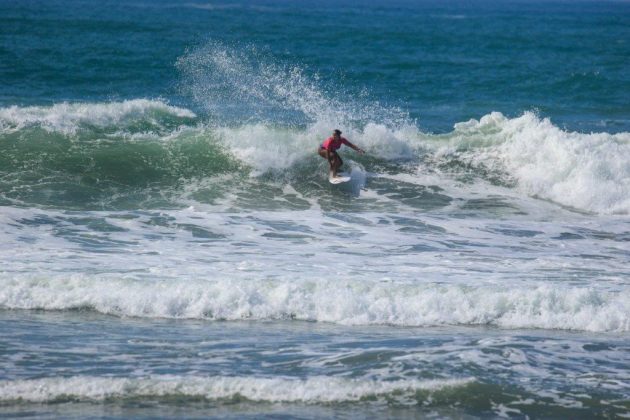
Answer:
329, 172, 351, 184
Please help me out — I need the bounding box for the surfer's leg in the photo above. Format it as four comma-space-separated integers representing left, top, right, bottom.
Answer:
331, 153, 342, 177
330, 155, 337, 176
319, 148, 336, 176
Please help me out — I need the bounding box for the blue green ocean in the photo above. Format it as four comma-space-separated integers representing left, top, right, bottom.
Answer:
1, 0, 629, 418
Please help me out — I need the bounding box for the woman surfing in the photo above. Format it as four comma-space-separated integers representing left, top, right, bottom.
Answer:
318, 129, 364, 178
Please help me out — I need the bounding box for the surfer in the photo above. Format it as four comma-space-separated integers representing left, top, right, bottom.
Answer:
318, 129, 364, 178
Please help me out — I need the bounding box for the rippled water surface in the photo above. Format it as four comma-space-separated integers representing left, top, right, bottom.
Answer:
1, 0, 629, 417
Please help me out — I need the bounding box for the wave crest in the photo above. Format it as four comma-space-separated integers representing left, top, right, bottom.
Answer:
1, 96, 628, 215
0, 375, 472, 404
2, 276, 627, 332
0, 99, 196, 135
434, 112, 630, 214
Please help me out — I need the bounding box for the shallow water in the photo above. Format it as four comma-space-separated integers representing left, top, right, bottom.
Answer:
1, 311, 628, 418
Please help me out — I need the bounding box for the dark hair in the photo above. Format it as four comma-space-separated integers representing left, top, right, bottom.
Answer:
333, 129, 342, 135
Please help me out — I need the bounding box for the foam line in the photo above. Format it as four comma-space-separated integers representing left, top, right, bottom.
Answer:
0, 99, 196, 135
1, 276, 627, 332
0, 375, 472, 403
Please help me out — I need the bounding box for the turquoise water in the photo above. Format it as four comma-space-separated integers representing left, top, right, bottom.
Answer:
3, 0, 629, 132
1, 0, 629, 418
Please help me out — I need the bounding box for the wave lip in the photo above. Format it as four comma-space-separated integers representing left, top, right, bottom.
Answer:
0, 375, 472, 404
1, 276, 628, 332
0, 99, 196, 135
441, 111, 630, 215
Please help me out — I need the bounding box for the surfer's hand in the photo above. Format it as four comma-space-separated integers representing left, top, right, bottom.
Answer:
357, 148, 365, 155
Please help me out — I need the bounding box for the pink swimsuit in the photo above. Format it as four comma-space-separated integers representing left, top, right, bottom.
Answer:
321, 136, 350, 151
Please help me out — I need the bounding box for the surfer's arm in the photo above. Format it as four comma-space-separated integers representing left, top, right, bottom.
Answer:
343, 139, 365, 154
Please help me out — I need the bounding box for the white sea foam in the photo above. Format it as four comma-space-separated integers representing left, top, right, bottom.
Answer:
1, 92, 626, 216
214, 122, 416, 174
0, 375, 472, 403
212, 110, 630, 218
435, 112, 630, 215
130, 109, 630, 218
212, 110, 630, 215
1, 203, 627, 334
181, 44, 629, 214
1, 275, 627, 332
0, 99, 196, 135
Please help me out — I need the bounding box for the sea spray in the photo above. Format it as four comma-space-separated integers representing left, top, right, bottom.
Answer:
431, 112, 630, 214
176, 42, 413, 132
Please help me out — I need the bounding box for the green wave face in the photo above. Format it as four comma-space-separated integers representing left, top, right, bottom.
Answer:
3, 100, 628, 215
0, 110, 242, 210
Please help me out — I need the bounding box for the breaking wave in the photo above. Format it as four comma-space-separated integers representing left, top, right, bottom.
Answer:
1, 98, 628, 214
0, 44, 628, 213
1, 276, 628, 332
432, 112, 630, 215
0, 375, 472, 404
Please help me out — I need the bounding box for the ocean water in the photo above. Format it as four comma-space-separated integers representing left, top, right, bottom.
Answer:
1, 0, 629, 418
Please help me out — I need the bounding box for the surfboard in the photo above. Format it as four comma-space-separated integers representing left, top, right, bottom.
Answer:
329, 172, 351, 184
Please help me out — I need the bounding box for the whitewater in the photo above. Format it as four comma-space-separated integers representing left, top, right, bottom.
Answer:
2, 94, 628, 417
